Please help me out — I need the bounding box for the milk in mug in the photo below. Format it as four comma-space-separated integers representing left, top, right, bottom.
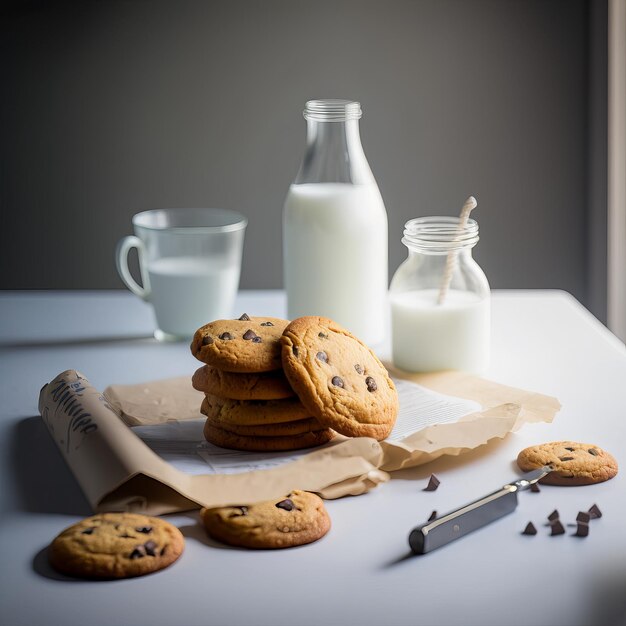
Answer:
283, 183, 388, 344
390, 288, 490, 373
147, 256, 240, 337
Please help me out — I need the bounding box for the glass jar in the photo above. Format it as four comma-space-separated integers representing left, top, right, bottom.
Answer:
283, 99, 388, 345
389, 216, 490, 373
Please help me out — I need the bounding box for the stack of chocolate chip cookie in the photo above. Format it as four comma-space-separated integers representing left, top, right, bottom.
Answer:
192, 313, 400, 451
190, 314, 334, 451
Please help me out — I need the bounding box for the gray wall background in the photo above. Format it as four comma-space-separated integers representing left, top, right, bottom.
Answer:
0, 0, 608, 320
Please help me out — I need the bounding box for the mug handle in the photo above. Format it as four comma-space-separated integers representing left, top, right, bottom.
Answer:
115, 236, 151, 301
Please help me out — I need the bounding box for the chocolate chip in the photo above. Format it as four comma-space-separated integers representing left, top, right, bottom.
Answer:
588, 504, 602, 519
548, 509, 560, 522
316, 351, 328, 362
293, 346, 299, 357
331, 376, 344, 388
550, 520, 565, 536
318, 332, 328, 339
130, 545, 146, 559
260, 321, 274, 326
427, 510, 437, 522
228, 506, 248, 518
588, 448, 599, 456
81, 527, 95, 535
559, 456, 574, 461
574, 522, 589, 537
576, 512, 591, 523
365, 376, 377, 392
275, 499, 295, 511
144, 540, 157, 556
423, 474, 440, 492
135, 526, 152, 534
219, 332, 233, 340
564, 447, 575, 452
202, 335, 214, 346
243, 329, 258, 341
530, 483, 541, 493
252, 336, 262, 343
238, 313, 250, 321
522, 522, 537, 536
354, 364, 363, 374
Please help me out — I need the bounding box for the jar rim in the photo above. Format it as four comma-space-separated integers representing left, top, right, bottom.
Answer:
304, 99, 362, 122
402, 216, 479, 252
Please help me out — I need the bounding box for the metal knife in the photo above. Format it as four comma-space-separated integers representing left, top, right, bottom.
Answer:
408, 466, 552, 554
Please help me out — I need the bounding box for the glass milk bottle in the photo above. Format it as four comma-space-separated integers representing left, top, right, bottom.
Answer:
283, 100, 388, 345
390, 216, 490, 373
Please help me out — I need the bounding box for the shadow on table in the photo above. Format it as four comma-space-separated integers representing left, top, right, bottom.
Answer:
10, 416, 92, 516
0, 334, 156, 349
387, 436, 513, 485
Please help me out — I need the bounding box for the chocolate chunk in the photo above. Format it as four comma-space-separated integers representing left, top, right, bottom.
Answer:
227, 506, 248, 518
316, 351, 328, 362
260, 321, 274, 326
530, 483, 541, 493
354, 364, 364, 374
144, 540, 157, 556
160, 546, 168, 556
564, 447, 575, 451
135, 526, 152, 534
574, 522, 589, 537
522, 522, 537, 536
238, 313, 250, 321
202, 335, 214, 346
548, 509, 560, 522
81, 527, 95, 535
588, 448, 599, 456
275, 499, 295, 511
243, 329, 258, 341
576, 511, 591, 523
550, 520, 565, 536
130, 545, 146, 559
423, 474, 440, 492
251, 336, 262, 343
588, 504, 602, 519
318, 332, 328, 339
218, 332, 233, 340
427, 510, 437, 522
331, 376, 344, 388
559, 456, 574, 461
365, 376, 377, 392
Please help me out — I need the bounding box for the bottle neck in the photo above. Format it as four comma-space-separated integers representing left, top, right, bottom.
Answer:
294, 100, 374, 185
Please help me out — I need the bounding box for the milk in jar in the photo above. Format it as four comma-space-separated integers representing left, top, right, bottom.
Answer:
390, 216, 490, 373
283, 100, 388, 345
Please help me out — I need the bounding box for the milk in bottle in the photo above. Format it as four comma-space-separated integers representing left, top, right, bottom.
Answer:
283, 100, 388, 345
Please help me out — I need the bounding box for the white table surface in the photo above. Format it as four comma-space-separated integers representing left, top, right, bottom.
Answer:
1, 289, 625, 626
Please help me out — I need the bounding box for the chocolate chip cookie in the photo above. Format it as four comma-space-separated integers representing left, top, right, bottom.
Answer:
192, 365, 295, 400
203, 421, 335, 452
204, 414, 326, 437
48, 513, 184, 579
200, 393, 311, 426
191, 314, 289, 372
281, 316, 399, 441
517, 441, 618, 486
201, 490, 331, 548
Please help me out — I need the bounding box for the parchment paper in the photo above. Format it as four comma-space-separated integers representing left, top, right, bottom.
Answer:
39, 368, 560, 515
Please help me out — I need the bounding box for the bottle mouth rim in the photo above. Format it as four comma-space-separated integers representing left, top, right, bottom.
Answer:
304, 99, 362, 122
402, 216, 479, 252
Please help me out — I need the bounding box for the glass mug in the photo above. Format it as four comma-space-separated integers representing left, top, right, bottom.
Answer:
116, 208, 247, 341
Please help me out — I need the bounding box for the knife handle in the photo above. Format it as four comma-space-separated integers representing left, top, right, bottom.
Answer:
409, 485, 519, 554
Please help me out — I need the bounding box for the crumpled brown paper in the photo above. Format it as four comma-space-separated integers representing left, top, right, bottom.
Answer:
39, 368, 560, 515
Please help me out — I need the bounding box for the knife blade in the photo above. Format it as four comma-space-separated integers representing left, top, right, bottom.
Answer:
408, 466, 552, 554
